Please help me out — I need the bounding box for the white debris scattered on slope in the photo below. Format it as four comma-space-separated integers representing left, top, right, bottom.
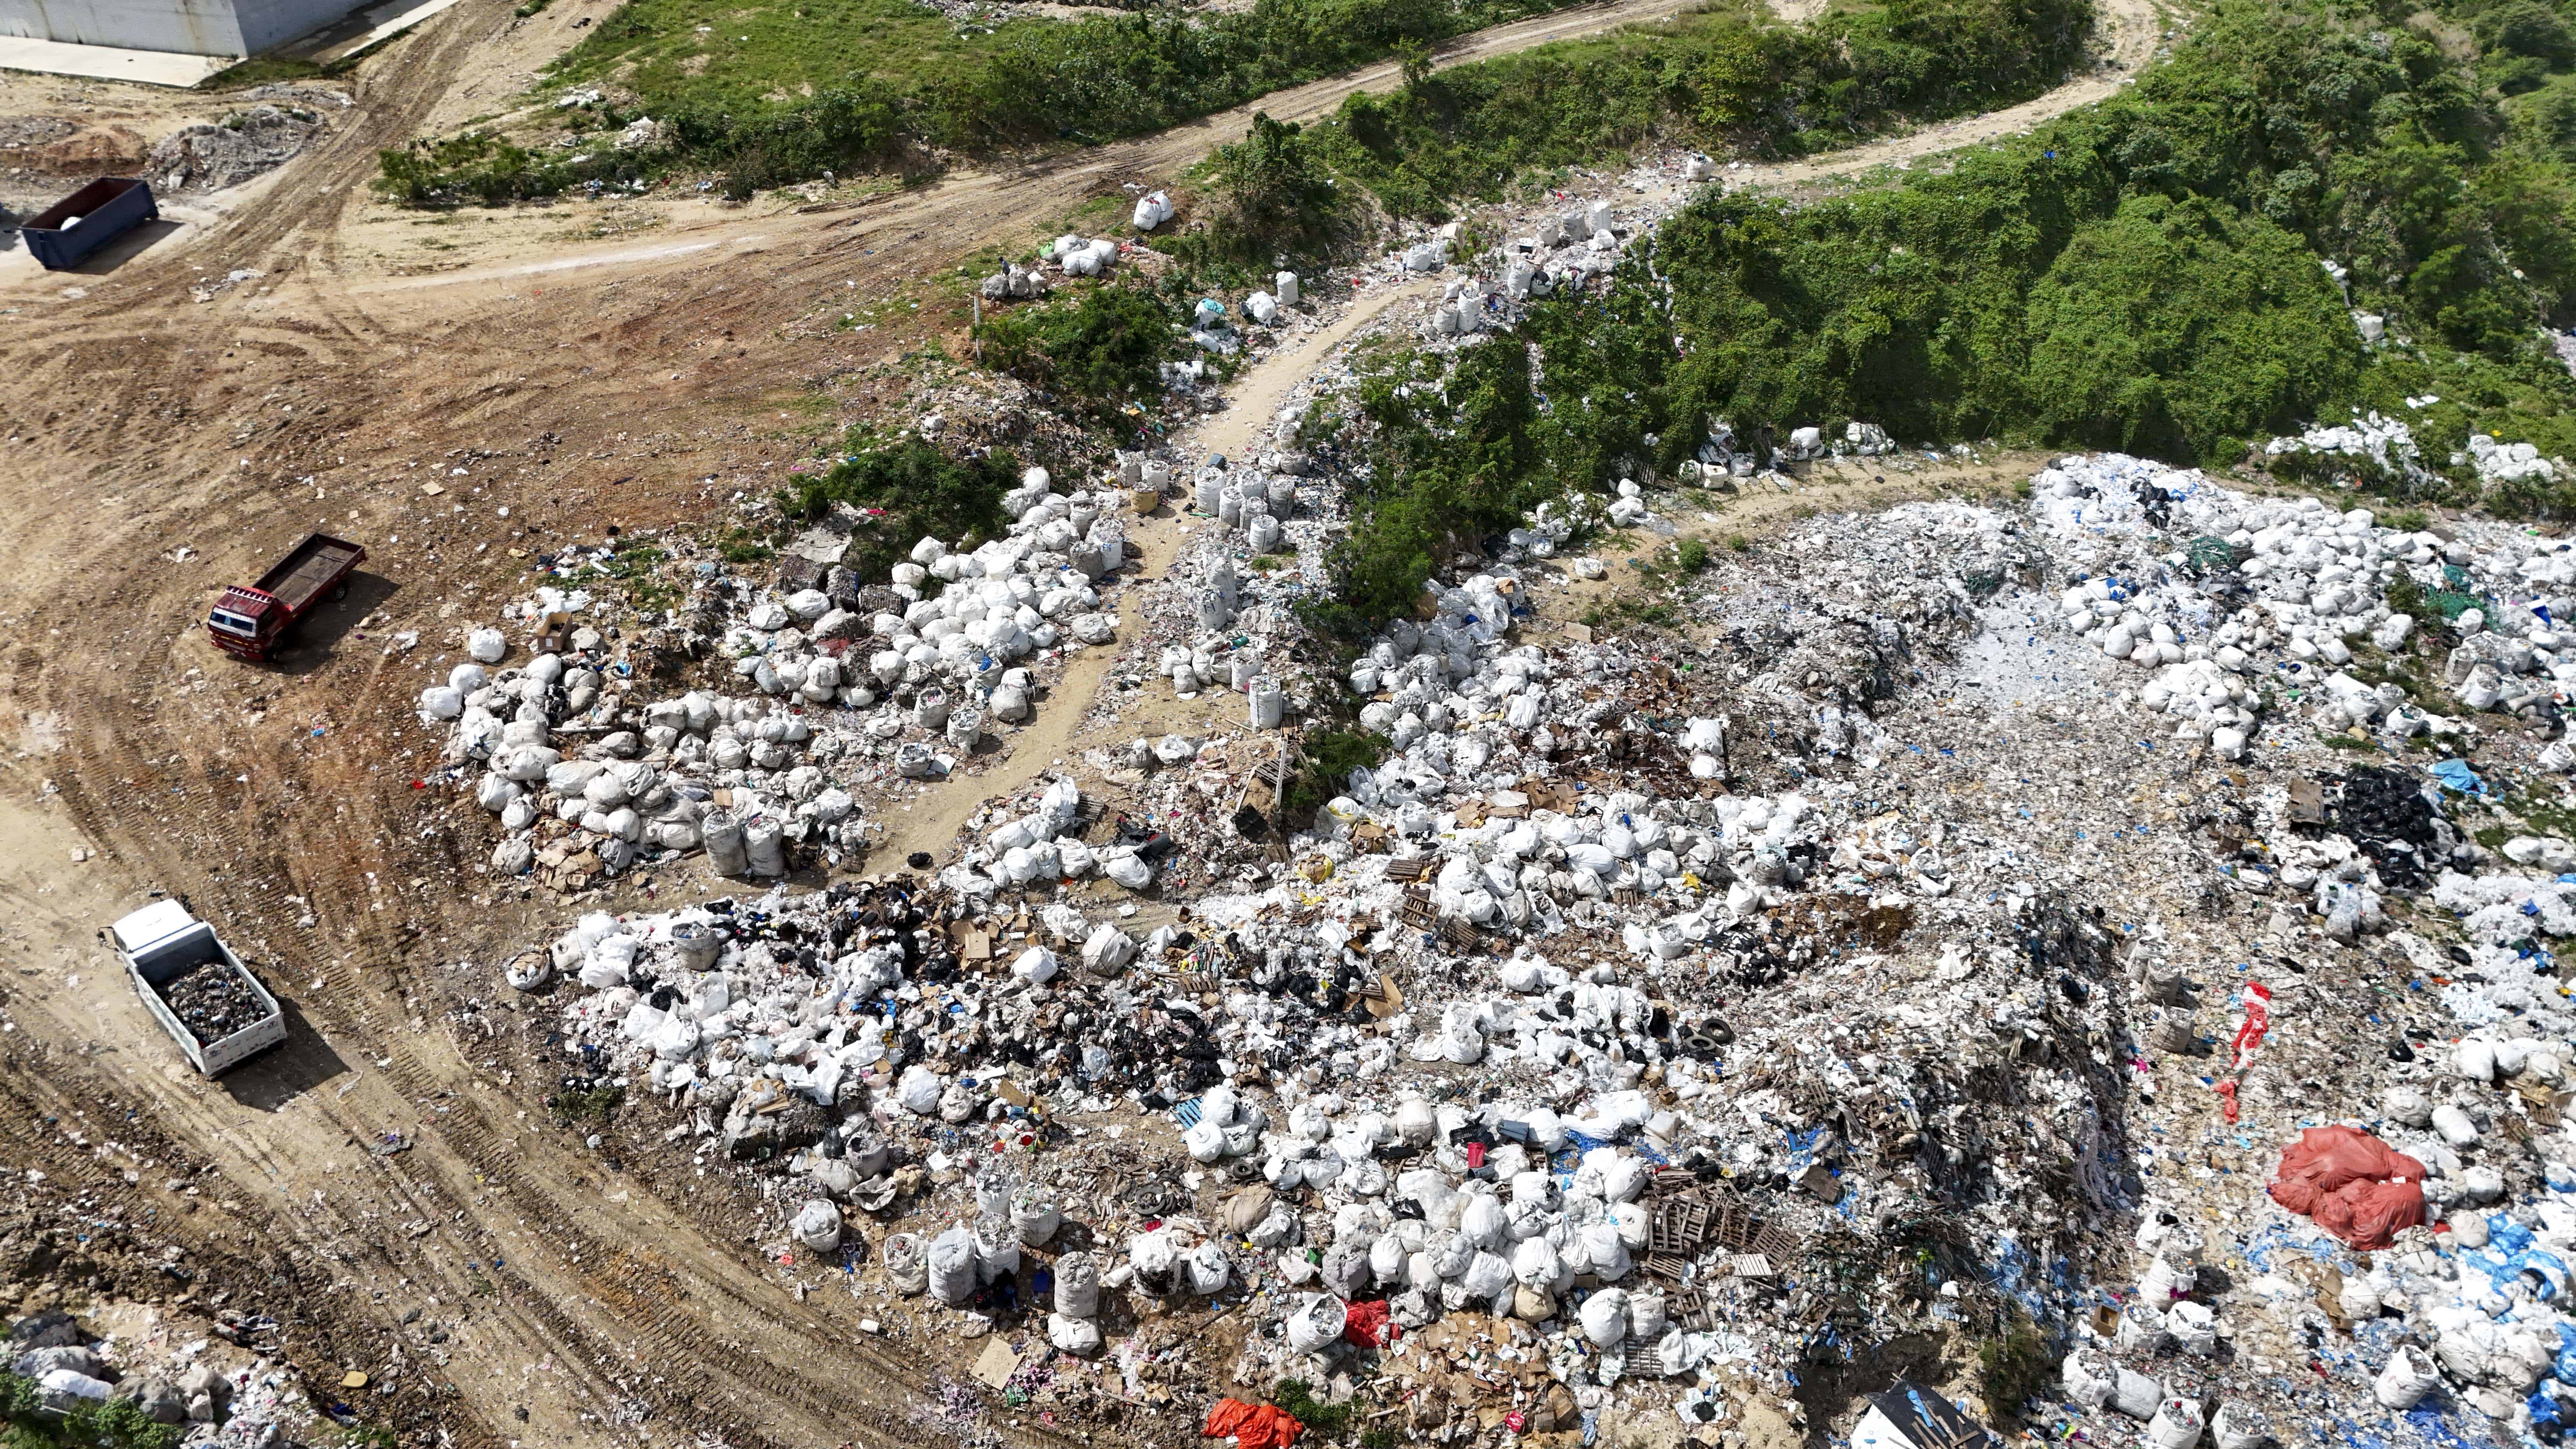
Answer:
2024, 451, 2576, 756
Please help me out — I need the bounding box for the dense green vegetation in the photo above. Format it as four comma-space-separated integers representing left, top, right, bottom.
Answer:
973, 284, 1183, 419
378, 0, 1583, 204
1309, 0, 2094, 217
1314, 0, 2576, 628
778, 438, 1024, 579
1186, 113, 1358, 267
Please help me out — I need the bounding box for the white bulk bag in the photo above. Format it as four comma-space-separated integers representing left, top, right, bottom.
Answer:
883, 1232, 927, 1294
1628, 1288, 1666, 1340
2111, 1367, 2164, 1420
1055, 1252, 1101, 1316
2211, 1404, 2267, 1449
1581, 1222, 1631, 1280
1050, 1312, 1103, 1356
1511, 1236, 1561, 1290
1186, 1241, 1231, 1296
792, 1199, 843, 1253
1286, 1293, 1344, 1353
2144, 1398, 2203, 1449
926, 1226, 979, 1305
2377, 1346, 2439, 1408
1013, 1186, 1062, 1246
1460, 1250, 1512, 1299
2062, 1350, 2116, 1409
1578, 1288, 1629, 1348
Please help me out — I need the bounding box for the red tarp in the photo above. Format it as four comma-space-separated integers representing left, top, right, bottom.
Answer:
1343, 1299, 1399, 1348
1205, 1398, 1305, 1449
2267, 1124, 2428, 1250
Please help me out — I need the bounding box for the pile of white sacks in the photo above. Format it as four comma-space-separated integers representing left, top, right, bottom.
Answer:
2265, 414, 2568, 490
2026, 453, 2576, 758
2467, 432, 2562, 485
2263, 412, 2432, 483
931, 775, 1161, 897
417, 466, 1132, 878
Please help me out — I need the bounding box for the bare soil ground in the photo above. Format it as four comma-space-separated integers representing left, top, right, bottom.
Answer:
0, 0, 2166, 1439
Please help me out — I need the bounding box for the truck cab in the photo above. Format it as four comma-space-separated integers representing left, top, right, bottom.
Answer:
207, 587, 278, 656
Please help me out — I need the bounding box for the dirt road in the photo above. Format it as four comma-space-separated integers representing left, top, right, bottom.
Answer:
0, 0, 2168, 1441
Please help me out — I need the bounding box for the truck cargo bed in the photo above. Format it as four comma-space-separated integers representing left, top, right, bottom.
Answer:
112, 903, 286, 1077
255, 533, 366, 613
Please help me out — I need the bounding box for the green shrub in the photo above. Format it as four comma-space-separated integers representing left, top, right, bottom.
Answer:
2021, 194, 2359, 457
779, 439, 1023, 579
547, 1084, 624, 1125
1977, 1313, 2054, 1425
1271, 1379, 1359, 1441
2385, 570, 2428, 620
974, 284, 1181, 417
0, 1373, 185, 1449
1193, 113, 1352, 265
385, 0, 1588, 204
1284, 728, 1390, 818
1676, 536, 1711, 571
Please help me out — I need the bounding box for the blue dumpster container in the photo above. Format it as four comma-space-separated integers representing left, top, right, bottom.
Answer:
18, 177, 158, 271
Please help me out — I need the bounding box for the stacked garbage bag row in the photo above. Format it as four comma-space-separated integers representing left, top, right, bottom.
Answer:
418, 464, 1144, 882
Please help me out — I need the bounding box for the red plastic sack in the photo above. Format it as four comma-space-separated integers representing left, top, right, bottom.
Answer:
2267, 1125, 2427, 1250
1205, 1398, 1305, 1449
1343, 1299, 1399, 1348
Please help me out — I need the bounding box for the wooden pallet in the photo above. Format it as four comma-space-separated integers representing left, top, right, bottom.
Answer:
1651, 1191, 1800, 1264
1664, 1286, 1716, 1331
1397, 885, 1439, 929
1386, 856, 1433, 883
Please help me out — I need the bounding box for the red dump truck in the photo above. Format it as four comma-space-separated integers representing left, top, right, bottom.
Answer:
207, 533, 367, 661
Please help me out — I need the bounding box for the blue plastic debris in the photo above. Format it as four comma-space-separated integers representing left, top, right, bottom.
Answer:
2429, 759, 2486, 794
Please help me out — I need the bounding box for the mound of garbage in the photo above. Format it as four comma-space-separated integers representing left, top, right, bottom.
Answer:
147, 89, 349, 192
415, 465, 1137, 885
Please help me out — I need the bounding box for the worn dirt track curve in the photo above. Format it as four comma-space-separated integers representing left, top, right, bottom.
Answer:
0, 0, 2164, 1442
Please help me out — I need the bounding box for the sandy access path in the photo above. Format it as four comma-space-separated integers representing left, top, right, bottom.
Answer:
0, 0, 2165, 1442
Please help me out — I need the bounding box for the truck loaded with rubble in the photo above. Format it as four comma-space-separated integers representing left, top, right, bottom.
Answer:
369, 325, 2576, 1449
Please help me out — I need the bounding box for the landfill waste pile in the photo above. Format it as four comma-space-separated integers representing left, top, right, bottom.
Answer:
2265, 412, 2570, 492
5, 1307, 314, 1440
414, 464, 1132, 888
367, 139, 2576, 1445
457, 416, 2576, 1449
161, 960, 266, 1045
146, 88, 350, 192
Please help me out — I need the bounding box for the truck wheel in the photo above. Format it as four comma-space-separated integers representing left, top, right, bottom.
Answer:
332, 582, 350, 602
